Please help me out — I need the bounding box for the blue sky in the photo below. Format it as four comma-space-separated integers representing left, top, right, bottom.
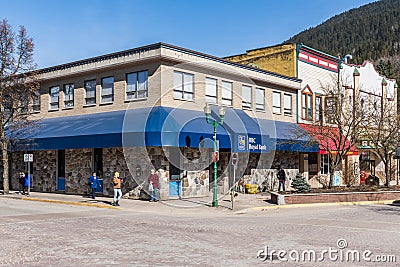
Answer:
0, 0, 376, 68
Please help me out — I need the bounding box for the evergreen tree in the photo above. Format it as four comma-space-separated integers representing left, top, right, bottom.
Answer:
291, 173, 311, 193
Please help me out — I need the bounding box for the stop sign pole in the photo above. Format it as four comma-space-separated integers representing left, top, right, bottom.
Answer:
231, 153, 238, 210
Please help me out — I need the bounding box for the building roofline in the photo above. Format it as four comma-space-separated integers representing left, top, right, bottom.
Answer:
38, 42, 301, 83
299, 44, 339, 62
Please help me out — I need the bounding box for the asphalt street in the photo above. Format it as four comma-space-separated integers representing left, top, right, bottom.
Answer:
0, 195, 399, 266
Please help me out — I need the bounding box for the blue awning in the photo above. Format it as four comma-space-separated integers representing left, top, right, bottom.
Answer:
12, 106, 271, 153
255, 119, 319, 152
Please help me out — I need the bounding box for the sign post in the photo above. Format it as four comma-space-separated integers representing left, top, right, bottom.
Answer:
231, 153, 238, 210
24, 154, 33, 195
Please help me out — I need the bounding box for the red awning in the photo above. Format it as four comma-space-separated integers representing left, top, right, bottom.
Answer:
298, 123, 358, 155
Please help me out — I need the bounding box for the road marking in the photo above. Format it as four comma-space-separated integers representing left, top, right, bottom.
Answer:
21, 197, 121, 210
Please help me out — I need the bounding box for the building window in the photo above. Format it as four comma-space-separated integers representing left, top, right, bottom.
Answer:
32, 91, 40, 112
320, 154, 330, 175
325, 97, 337, 124
49, 86, 59, 110
315, 96, 322, 121
174, 71, 194, 100
221, 81, 232, 106
284, 93, 292, 115
242, 85, 252, 109
272, 91, 281, 114
101, 77, 114, 103
301, 91, 313, 120
205, 78, 217, 104
63, 83, 74, 108
85, 80, 96, 105
126, 70, 148, 100
255, 88, 265, 111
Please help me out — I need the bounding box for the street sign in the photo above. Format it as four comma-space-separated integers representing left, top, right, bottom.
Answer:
231, 153, 238, 166
24, 154, 33, 162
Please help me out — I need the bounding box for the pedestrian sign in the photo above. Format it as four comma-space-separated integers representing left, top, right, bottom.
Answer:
24, 154, 33, 162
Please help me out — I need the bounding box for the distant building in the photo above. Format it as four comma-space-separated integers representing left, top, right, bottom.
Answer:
226, 43, 397, 187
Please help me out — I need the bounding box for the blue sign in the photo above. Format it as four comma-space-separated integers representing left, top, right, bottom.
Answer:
248, 135, 268, 152
238, 135, 246, 151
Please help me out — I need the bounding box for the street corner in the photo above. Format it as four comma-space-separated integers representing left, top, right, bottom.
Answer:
20, 196, 122, 210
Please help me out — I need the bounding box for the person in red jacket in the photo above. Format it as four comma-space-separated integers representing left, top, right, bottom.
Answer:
148, 169, 159, 202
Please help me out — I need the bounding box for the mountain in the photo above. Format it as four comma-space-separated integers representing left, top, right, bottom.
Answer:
286, 0, 400, 82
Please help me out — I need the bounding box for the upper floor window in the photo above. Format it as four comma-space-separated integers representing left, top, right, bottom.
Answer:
32, 91, 40, 112
255, 88, 265, 111
221, 81, 232, 106
325, 96, 337, 124
101, 76, 114, 103
174, 71, 193, 100
64, 83, 74, 108
126, 70, 148, 100
315, 96, 322, 121
205, 78, 217, 104
85, 80, 96, 105
284, 93, 292, 115
49, 86, 59, 110
272, 91, 281, 114
242, 85, 252, 109
301, 90, 313, 120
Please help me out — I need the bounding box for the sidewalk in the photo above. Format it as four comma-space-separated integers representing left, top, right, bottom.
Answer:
0, 190, 275, 212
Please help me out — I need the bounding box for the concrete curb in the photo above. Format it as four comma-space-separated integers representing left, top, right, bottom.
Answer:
250, 199, 397, 211
21, 197, 122, 210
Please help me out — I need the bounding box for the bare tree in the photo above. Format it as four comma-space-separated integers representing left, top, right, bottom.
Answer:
299, 73, 365, 188
359, 86, 399, 186
0, 19, 39, 193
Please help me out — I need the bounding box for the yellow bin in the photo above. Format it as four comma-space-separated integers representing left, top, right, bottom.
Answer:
245, 184, 258, 194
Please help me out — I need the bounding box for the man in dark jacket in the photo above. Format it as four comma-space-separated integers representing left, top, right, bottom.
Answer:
277, 165, 286, 192
89, 172, 101, 199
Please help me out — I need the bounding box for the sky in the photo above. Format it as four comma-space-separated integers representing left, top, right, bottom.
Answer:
0, 0, 377, 69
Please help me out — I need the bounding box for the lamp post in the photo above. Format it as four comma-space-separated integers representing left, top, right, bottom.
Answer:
204, 103, 225, 207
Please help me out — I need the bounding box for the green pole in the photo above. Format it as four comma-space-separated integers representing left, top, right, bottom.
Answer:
212, 122, 218, 207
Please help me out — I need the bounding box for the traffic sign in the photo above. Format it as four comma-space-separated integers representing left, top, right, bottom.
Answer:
231, 153, 238, 166
24, 154, 33, 162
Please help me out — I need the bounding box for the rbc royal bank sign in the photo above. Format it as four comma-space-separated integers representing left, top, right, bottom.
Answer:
237, 134, 268, 153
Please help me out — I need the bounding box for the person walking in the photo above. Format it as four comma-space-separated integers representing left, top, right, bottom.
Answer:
277, 165, 286, 192
112, 172, 123, 206
148, 169, 159, 202
89, 172, 101, 199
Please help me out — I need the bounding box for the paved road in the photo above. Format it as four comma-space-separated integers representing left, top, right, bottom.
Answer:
0, 196, 399, 266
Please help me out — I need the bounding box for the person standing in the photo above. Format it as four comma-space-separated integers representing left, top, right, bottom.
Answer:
148, 169, 159, 202
89, 172, 101, 199
18, 172, 25, 194
112, 172, 123, 206
23, 173, 32, 196
277, 165, 286, 192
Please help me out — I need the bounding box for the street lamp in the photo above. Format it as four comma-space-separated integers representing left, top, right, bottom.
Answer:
204, 103, 225, 207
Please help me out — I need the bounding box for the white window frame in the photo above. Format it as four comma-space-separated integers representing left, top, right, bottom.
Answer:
63, 83, 74, 108
242, 85, 252, 109
255, 88, 265, 111
283, 93, 292, 115
32, 91, 40, 112
85, 80, 96, 105
101, 76, 114, 103
205, 77, 217, 104
272, 91, 281, 114
49, 86, 59, 110
126, 70, 148, 100
174, 71, 194, 101
221, 81, 232, 106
